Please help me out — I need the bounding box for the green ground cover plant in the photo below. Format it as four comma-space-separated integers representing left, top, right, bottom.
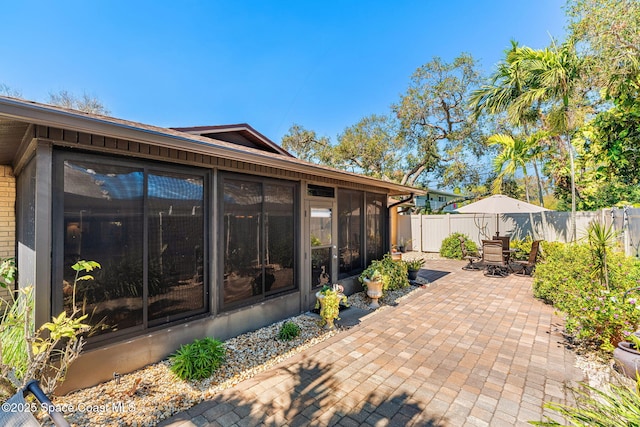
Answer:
169, 337, 225, 381
278, 321, 301, 341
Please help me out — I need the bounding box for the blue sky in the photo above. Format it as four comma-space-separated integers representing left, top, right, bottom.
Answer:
1, 1, 566, 144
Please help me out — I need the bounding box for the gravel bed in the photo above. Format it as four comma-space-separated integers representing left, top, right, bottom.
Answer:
43, 283, 426, 426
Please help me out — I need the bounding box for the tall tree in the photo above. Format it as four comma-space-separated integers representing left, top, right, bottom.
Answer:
47, 90, 110, 115
566, 0, 640, 99
509, 41, 585, 240
470, 41, 550, 206
393, 54, 486, 188
469, 41, 536, 124
473, 40, 585, 237
333, 114, 403, 181
281, 124, 333, 165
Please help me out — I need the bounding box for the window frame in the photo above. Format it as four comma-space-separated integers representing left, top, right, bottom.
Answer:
52, 150, 210, 345
337, 189, 388, 279
218, 172, 299, 312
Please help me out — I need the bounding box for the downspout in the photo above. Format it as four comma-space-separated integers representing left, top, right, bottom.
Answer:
389, 193, 415, 210
388, 193, 415, 252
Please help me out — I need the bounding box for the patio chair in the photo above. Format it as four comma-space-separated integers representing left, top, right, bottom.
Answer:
512, 240, 542, 276
458, 236, 482, 270
482, 240, 509, 277
496, 235, 510, 251
0, 380, 70, 427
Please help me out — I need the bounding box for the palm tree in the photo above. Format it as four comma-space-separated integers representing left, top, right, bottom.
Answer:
508, 40, 584, 241
469, 41, 547, 206
471, 40, 584, 238
470, 41, 529, 121
488, 132, 549, 203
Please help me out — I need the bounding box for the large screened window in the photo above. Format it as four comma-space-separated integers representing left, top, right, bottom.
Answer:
338, 189, 387, 278
58, 156, 207, 339
366, 193, 386, 263
221, 175, 296, 309
338, 190, 363, 278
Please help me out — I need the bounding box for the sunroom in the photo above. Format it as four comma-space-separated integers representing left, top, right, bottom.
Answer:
0, 96, 423, 391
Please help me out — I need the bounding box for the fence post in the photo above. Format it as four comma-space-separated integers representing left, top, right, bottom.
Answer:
624, 207, 631, 257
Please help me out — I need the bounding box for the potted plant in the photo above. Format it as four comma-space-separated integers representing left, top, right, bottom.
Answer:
397, 238, 413, 253
359, 254, 410, 308
359, 265, 384, 308
315, 284, 347, 329
403, 258, 425, 281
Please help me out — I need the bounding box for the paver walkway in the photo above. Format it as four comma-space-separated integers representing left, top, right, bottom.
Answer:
159, 259, 585, 427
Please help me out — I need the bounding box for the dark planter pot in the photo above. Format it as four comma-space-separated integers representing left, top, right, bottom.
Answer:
408, 269, 419, 281
613, 341, 640, 379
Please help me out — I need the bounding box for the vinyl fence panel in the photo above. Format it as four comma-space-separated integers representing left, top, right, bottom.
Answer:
397, 210, 616, 254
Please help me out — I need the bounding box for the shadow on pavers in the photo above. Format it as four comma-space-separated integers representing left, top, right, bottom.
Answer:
420, 269, 450, 283
162, 359, 445, 426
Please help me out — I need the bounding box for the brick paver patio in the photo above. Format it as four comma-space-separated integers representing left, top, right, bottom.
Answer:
159, 259, 585, 426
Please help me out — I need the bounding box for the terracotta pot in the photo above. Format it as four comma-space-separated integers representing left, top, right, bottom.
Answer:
363, 278, 383, 309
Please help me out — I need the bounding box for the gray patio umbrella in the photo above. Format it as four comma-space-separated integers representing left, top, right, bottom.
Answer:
455, 194, 549, 235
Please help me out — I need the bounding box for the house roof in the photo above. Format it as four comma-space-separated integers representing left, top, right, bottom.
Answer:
0, 96, 425, 196
171, 124, 293, 157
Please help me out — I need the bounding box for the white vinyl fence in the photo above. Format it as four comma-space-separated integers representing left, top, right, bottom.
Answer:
398, 208, 640, 258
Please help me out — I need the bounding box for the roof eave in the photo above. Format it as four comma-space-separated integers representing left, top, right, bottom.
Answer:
0, 97, 423, 196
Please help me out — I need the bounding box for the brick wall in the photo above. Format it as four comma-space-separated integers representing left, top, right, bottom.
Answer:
0, 165, 16, 302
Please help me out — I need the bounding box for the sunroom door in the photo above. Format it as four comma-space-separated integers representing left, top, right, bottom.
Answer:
306, 200, 337, 305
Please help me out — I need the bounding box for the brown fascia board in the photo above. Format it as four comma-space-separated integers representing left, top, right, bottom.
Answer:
0, 96, 424, 196
171, 123, 294, 157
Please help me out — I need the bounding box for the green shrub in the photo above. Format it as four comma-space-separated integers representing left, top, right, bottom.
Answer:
509, 236, 533, 261
170, 337, 225, 381
533, 241, 640, 351
360, 253, 409, 291
533, 243, 593, 305
1, 259, 99, 396
439, 233, 477, 259
278, 321, 301, 341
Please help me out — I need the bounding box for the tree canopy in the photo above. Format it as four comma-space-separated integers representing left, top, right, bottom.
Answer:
279, 2, 639, 212
47, 90, 110, 115
282, 54, 493, 193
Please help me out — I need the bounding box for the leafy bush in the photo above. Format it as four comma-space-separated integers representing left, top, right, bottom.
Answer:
278, 321, 301, 341
170, 337, 225, 381
359, 253, 409, 291
533, 243, 593, 305
440, 233, 477, 259
533, 241, 640, 351
0, 259, 99, 395
509, 236, 534, 261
